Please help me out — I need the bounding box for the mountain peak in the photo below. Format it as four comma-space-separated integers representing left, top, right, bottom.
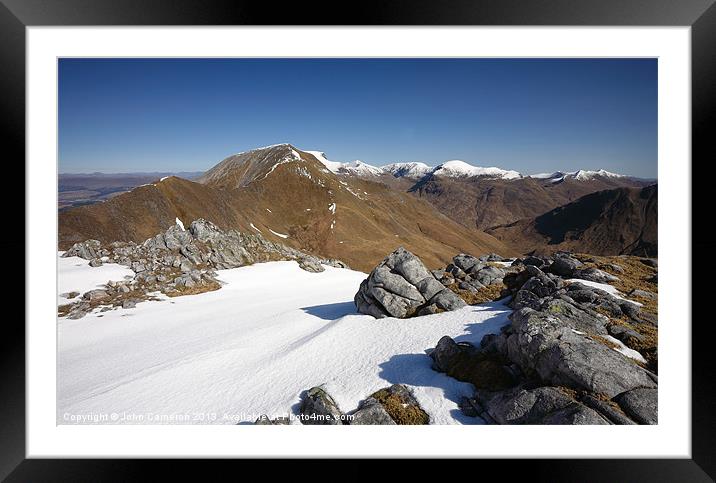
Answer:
433, 160, 522, 180
383, 162, 433, 179
198, 144, 304, 189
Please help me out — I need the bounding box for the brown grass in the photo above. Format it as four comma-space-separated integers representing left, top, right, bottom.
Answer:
448, 282, 507, 305
574, 254, 658, 316
164, 280, 222, 297
605, 315, 658, 371
371, 388, 430, 425
57, 303, 74, 317
587, 333, 621, 350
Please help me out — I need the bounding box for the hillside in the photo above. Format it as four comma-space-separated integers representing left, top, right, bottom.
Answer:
486, 185, 658, 257
406, 171, 653, 230
59, 144, 514, 272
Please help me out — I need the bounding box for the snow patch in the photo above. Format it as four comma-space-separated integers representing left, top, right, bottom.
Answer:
328, 203, 336, 214
57, 261, 513, 425
604, 335, 647, 363
250, 223, 262, 233
58, 253, 135, 304
566, 279, 642, 306
268, 229, 289, 239
175, 217, 185, 231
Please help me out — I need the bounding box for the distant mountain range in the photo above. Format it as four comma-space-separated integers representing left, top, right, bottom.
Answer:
58, 144, 658, 266
59, 145, 511, 272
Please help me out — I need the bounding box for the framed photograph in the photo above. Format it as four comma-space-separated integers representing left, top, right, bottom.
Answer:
7, 0, 714, 479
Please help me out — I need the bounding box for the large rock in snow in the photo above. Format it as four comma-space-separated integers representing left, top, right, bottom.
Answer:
504, 308, 656, 398
354, 247, 466, 318
299, 386, 344, 425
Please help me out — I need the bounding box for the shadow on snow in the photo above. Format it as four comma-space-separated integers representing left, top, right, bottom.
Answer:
300, 301, 357, 320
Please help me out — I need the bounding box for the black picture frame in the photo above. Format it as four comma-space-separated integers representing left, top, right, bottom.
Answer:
5, 0, 714, 480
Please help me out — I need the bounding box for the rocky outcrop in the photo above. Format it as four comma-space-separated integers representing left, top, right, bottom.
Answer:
296, 384, 429, 425
354, 247, 466, 318
60, 219, 349, 319
429, 252, 659, 425
299, 386, 344, 425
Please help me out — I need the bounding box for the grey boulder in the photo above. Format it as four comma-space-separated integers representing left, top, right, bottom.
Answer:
355, 247, 466, 318
613, 387, 657, 424
299, 386, 344, 425
505, 308, 656, 398
475, 385, 609, 425
549, 255, 583, 277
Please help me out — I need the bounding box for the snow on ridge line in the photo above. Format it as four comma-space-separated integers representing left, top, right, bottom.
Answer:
383, 162, 433, 179
268, 228, 289, 239
304, 150, 383, 176
434, 160, 522, 180
528, 169, 627, 181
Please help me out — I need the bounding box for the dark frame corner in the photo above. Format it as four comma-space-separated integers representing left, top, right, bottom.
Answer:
5, 0, 715, 480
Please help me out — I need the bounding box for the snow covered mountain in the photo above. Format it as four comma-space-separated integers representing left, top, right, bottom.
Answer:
529, 169, 629, 183
59, 143, 512, 272
432, 160, 521, 180
304, 150, 383, 177
384, 160, 522, 181
382, 162, 433, 179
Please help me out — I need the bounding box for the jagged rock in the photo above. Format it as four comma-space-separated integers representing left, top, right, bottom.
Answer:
83, 289, 109, 302
613, 387, 657, 424
511, 289, 544, 311
475, 385, 608, 425
299, 386, 344, 425
89, 258, 103, 267
572, 267, 619, 283
67, 305, 90, 319
60, 218, 350, 319
122, 299, 137, 309
452, 254, 480, 272
298, 257, 325, 273
503, 265, 545, 293
549, 255, 583, 277
355, 247, 466, 318
640, 258, 658, 268
519, 274, 558, 298
470, 266, 505, 286
62, 239, 102, 260
504, 308, 656, 397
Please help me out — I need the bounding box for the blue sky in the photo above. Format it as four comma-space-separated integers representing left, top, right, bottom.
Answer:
59, 58, 657, 177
